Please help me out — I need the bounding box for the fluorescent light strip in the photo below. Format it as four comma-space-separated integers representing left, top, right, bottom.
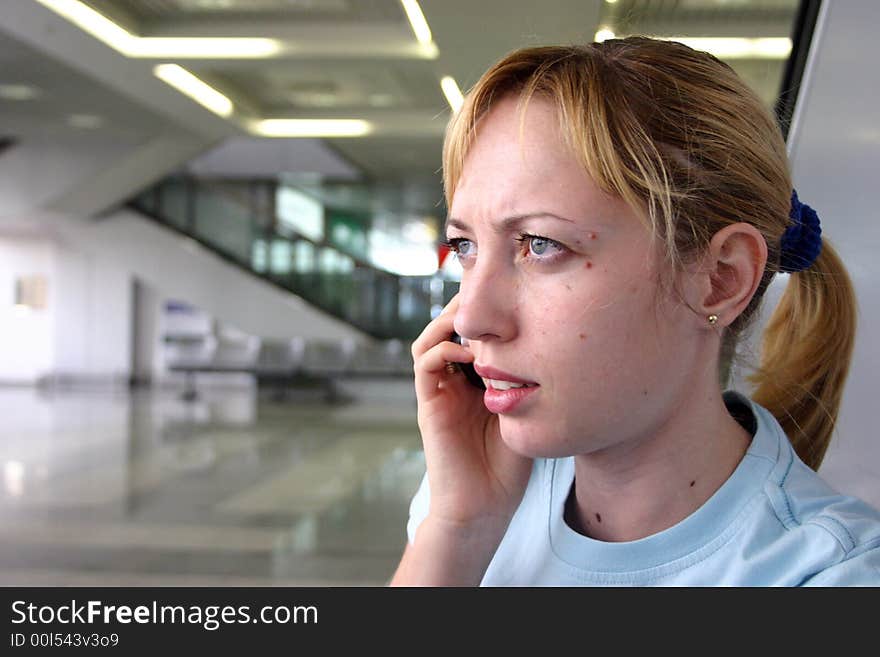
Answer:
36, 0, 280, 58
440, 76, 464, 112
400, 0, 432, 45
36, 0, 136, 51
125, 38, 280, 58
593, 27, 793, 60
252, 119, 373, 138
154, 65, 233, 117
671, 37, 792, 59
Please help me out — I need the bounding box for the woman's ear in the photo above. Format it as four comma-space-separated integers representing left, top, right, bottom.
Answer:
687, 223, 768, 328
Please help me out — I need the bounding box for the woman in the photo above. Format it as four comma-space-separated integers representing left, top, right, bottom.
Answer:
390, 37, 880, 585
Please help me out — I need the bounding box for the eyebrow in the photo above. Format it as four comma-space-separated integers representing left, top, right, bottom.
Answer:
444, 212, 577, 235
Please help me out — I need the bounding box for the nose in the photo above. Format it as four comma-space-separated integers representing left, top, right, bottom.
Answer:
452, 259, 517, 343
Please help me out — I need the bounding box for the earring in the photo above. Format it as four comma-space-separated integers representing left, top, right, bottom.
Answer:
708, 314, 719, 325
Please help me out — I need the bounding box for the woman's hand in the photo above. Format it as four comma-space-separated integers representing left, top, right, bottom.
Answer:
411, 294, 533, 535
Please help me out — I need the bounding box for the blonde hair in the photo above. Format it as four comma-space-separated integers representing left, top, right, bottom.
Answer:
442, 37, 857, 470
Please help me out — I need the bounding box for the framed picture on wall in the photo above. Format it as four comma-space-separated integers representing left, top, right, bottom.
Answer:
14, 274, 47, 310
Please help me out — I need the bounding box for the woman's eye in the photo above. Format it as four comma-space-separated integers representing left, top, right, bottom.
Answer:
529, 236, 552, 256
446, 238, 475, 258
517, 234, 564, 260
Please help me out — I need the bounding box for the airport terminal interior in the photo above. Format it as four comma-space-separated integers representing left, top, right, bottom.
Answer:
2, 0, 878, 585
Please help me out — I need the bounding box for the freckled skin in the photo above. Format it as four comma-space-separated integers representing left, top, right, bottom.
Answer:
449, 94, 704, 460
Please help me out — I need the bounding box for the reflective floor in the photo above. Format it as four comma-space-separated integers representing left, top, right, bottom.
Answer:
2, 378, 876, 587
0, 379, 424, 586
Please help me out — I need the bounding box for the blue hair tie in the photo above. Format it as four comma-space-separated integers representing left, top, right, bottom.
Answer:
779, 190, 822, 273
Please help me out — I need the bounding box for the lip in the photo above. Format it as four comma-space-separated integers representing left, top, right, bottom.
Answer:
474, 363, 539, 415
473, 364, 538, 386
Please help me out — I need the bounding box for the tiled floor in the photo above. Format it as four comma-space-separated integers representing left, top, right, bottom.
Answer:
0, 379, 424, 586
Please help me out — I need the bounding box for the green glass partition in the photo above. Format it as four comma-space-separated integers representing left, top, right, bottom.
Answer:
131, 177, 439, 340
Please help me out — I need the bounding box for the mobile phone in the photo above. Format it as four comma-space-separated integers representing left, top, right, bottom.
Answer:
450, 333, 486, 389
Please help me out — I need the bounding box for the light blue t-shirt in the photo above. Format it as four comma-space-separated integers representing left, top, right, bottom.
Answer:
406, 391, 880, 585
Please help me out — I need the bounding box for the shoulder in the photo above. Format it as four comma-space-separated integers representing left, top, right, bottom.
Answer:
742, 394, 880, 585
769, 455, 880, 584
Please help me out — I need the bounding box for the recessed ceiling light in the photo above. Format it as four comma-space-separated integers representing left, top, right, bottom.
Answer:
67, 114, 103, 129
0, 84, 41, 101
251, 119, 373, 138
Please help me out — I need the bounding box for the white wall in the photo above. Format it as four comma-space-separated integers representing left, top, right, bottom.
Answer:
0, 234, 133, 383
52, 241, 132, 380
0, 237, 55, 382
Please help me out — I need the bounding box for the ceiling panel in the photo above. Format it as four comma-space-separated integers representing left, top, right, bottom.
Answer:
84, 0, 406, 34
0, 29, 167, 140
208, 60, 446, 114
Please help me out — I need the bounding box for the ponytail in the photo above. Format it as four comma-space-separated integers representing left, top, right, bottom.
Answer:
748, 240, 858, 470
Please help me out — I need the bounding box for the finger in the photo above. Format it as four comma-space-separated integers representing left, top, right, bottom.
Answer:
412, 294, 462, 358
414, 340, 476, 400
419, 337, 474, 372
438, 292, 460, 315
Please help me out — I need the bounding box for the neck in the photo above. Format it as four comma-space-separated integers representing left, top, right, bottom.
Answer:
565, 389, 752, 543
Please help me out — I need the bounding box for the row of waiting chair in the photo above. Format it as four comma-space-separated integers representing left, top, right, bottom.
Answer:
165, 335, 414, 401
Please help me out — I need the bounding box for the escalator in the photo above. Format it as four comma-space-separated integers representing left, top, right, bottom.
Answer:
131, 177, 456, 341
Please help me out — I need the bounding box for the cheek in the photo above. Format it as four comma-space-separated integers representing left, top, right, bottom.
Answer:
531, 277, 656, 371
517, 290, 606, 384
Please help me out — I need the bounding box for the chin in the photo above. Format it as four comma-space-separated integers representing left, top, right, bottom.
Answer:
498, 417, 577, 459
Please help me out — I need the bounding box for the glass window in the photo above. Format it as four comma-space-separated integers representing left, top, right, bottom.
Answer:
276, 186, 324, 242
